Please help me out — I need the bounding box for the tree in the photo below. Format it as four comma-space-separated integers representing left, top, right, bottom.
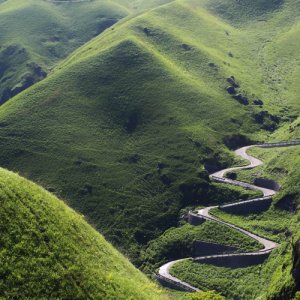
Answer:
293, 292, 300, 300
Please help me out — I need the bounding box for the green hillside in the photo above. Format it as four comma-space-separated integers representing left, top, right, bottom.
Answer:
141, 220, 263, 273
0, 0, 299, 298
0, 0, 299, 266
212, 145, 300, 243
164, 124, 300, 299
0, 0, 175, 107
0, 167, 169, 299
0, 0, 130, 104
186, 119, 300, 299
185, 120, 300, 299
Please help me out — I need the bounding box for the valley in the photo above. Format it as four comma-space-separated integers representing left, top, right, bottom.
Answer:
0, 0, 299, 299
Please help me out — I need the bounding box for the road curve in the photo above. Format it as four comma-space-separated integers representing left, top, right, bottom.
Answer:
157, 141, 300, 292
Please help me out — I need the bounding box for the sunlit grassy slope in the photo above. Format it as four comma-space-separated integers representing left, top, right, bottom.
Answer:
0, 0, 131, 104
0, 0, 299, 279
0, 167, 169, 299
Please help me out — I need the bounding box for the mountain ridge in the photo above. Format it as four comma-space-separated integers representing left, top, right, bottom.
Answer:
0, 1, 299, 299
0, 166, 170, 299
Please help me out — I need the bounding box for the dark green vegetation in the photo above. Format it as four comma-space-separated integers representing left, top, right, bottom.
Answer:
0, 167, 169, 299
0, 0, 299, 298
0, 0, 131, 103
185, 291, 225, 300
174, 145, 300, 299
0, 13, 257, 265
170, 290, 225, 300
171, 243, 292, 300
141, 221, 263, 273
1, 0, 297, 261
213, 146, 300, 242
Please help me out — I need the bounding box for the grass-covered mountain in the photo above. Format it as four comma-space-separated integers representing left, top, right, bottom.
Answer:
0, 0, 175, 104
0, 0, 131, 104
172, 138, 300, 298
0, 0, 299, 264
0, 167, 169, 299
0, 0, 299, 298
169, 122, 300, 299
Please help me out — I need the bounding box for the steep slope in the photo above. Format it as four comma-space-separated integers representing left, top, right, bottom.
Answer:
199, 0, 285, 23
165, 142, 300, 299
0, 0, 185, 104
0, 0, 130, 104
200, 140, 300, 299
0, 167, 169, 299
0, 35, 247, 262
113, 0, 174, 11
162, 114, 300, 299
0, 0, 299, 267
201, 0, 300, 113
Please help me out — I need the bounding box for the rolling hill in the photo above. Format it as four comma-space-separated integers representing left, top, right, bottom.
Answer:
0, 0, 131, 104
0, 0, 299, 298
0, 0, 299, 264
0, 167, 169, 299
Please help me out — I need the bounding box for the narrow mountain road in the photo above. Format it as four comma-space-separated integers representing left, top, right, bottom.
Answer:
157, 141, 300, 292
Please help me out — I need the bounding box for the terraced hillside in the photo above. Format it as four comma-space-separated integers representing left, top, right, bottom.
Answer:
0, 167, 170, 299
0, 0, 300, 266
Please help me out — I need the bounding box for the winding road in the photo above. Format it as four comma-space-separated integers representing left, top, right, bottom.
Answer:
157, 141, 300, 292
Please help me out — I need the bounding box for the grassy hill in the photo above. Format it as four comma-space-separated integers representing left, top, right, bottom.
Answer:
0, 167, 169, 299
0, 0, 175, 106
141, 220, 263, 273
0, 0, 299, 266
164, 105, 300, 298
165, 123, 300, 300
186, 127, 300, 299
0, 0, 131, 104
0, 1, 299, 297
